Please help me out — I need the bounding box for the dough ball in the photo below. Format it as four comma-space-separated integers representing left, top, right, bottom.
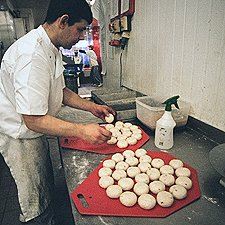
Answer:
99, 176, 114, 189
105, 124, 114, 131
169, 184, 187, 200
121, 127, 131, 133
151, 158, 165, 168
107, 136, 117, 145
132, 128, 142, 134
135, 173, 150, 184
118, 177, 135, 190
122, 150, 135, 158
146, 168, 161, 181
138, 162, 151, 173
111, 153, 124, 163
117, 140, 128, 149
122, 131, 132, 138
138, 194, 156, 210
159, 174, 175, 186
133, 182, 149, 196
131, 133, 142, 141
105, 113, 114, 123
124, 122, 132, 128
115, 121, 124, 127
98, 167, 112, 177
110, 127, 120, 133
169, 159, 184, 169
135, 148, 147, 158
130, 125, 139, 131
175, 176, 192, 190
127, 166, 141, 178
125, 156, 139, 166
126, 137, 138, 145
139, 155, 152, 163
156, 191, 174, 208
160, 165, 174, 175
115, 161, 129, 170
149, 181, 166, 194
117, 135, 127, 141
103, 159, 116, 169
175, 167, 191, 177
106, 185, 123, 199
119, 191, 137, 207
112, 169, 127, 181
112, 131, 122, 138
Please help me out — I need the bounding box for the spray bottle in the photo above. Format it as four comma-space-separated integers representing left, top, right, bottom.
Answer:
154, 95, 180, 150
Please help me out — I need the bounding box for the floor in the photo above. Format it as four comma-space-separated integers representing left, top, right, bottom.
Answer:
0, 83, 98, 225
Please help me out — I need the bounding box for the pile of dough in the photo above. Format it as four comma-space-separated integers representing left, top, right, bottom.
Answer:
98, 148, 193, 210
104, 120, 143, 148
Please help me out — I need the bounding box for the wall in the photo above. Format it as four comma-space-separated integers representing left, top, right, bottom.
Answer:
103, 0, 225, 132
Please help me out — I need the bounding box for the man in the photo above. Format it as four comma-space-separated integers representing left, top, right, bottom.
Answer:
0, 0, 114, 224
86, 45, 103, 87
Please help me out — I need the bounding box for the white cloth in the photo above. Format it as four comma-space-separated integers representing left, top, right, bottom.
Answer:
0, 25, 65, 222
0, 25, 65, 139
86, 49, 99, 67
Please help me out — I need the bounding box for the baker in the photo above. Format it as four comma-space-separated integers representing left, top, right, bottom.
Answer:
0, 0, 115, 224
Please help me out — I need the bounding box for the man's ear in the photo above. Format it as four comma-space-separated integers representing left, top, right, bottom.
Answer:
59, 15, 69, 28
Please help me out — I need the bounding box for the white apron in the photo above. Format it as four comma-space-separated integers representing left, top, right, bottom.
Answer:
0, 132, 54, 222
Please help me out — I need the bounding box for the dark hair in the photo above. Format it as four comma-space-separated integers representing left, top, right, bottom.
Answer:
45, 0, 93, 25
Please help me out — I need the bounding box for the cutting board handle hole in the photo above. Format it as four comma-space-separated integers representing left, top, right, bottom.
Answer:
77, 194, 89, 208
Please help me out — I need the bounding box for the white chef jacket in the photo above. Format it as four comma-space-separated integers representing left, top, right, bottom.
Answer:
0, 25, 65, 139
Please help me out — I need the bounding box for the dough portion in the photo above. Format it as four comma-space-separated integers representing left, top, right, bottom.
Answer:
169, 159, 184, 169
106, 185, 123, 198
138, 194, 156, 210
105, 124, 114, 131
146, 168, 161, 181
119, 191, 137, 207
135, 173, 150, 184
107, 136, 117, 145
103, 159, 116, 169
126, 137, 138, 145
175, 167, 191, 177
111, 153, 124, 163
139, 155, 152, 163
127, 166, 141, 178
117, 140, 128, 148
151, 158, 165, 168
138, 162, 151, 173
156, 191, 174, 207
133, 182, 149, 196
149, 181, 165, 194
105, 113, 114, 123
112, 169, 127, 181
175, 176, 192, 190
99, 176, 114, 189
159, 174, 175, 186
115, 161, 129, 170
98, 167, 112, 177
135, 148, 147, 158
125, 156, 139, 166
160, 165, 174, 175
169, 184, 187, 200
122, 150, 135, 158
118, 178, 135, 190
131, 133, 142, 140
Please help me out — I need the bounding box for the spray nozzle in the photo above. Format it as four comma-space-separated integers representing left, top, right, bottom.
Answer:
162, 95, 180, 111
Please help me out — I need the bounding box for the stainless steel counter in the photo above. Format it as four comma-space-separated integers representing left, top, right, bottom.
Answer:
59, 116, 225, 225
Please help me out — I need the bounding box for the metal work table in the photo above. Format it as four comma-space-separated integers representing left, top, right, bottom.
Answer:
58, 107, 225, 225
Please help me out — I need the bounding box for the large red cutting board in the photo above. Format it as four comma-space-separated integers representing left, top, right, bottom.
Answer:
60, 127, 149, 154
71, 151, 201, 217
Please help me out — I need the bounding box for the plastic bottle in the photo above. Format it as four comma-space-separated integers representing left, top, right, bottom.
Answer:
154, 95, 180, 150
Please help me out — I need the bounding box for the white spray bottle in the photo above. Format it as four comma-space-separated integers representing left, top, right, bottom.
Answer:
154, 95, 180, 150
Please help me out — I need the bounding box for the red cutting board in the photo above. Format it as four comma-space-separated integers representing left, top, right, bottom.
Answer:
60, 127, 150, 154
71, 151, 201, 217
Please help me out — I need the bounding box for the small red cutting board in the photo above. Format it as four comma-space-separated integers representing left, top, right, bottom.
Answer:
71, 151, 201, 217
60, 127, 150, 154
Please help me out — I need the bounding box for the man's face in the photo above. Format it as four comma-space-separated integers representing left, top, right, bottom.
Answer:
60, 19, 89, 49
